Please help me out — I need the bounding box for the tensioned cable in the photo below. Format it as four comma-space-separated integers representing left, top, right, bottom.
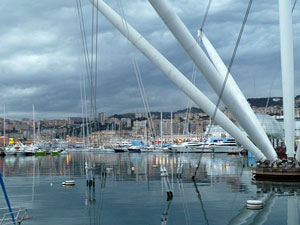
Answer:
76, 0, 93, 146
193, 0, 254, 179
118, 1, 156, 139
292, 0, 298, 13
183, 65, 197, 136
94, 0, 101, 145
76, 0, 91, 147
116, 0, 156, 139
200, 0, 212, 31
261, 77, 276, 126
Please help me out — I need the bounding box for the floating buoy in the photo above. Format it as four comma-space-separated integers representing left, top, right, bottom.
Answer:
246, 200, 263, 210
62, 180, 75, 186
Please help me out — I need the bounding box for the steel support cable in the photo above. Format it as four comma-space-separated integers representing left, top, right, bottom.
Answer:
80, 74, 86, 142
293, 0, 298, 13
200, 0, 212, 31
76, 0, 92, 85
132, 56, 154, 138
261, 77, 276, 127
78, 0, 92, 75
76, 0, 92, 147
184, 65, 197, 135
78, 0, 92, 133
133, 58, 156, 138
90, 2, 95, 121
94, 0, 101, 144
135, 62, 157, 138
193, 0, 254, 180
117, 0, 156, 139
134, 60, 157, 138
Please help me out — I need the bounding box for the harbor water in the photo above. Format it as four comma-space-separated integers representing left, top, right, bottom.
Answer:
0, 152, 299, 224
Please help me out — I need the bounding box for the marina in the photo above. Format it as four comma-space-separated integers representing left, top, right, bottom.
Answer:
0, 152, 300, 225
0, 0, 300, 224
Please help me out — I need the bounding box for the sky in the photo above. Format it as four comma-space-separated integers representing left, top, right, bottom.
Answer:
0, 0, 299, 120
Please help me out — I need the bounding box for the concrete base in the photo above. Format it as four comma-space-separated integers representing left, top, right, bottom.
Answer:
252, 167, 300, 181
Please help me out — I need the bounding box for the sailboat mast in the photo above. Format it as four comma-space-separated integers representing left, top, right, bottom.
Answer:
171, 112, 173, 144
160, 112, 163, 148
3, 104, 5, 147
33, 104, 36, 145
278, 0, 295, 159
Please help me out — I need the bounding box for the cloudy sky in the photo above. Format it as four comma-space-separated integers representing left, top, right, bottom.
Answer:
0, 0, 299, 120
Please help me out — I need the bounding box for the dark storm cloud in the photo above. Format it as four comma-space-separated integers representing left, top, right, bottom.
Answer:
0, 0, 299, 119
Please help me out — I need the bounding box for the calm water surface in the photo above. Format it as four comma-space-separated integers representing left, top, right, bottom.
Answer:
0, 152, 299, 225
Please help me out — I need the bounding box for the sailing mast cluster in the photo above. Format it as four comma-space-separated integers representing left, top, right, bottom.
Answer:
89, 0, 298, 167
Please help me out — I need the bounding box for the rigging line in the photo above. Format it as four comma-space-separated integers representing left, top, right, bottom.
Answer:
135, 58, 156, 138
117, 0, 156, 138
134, 57, 156, 137
76, 0, 91, 84
132, 57, 153, 138
90, 2, 96, 122
137, 64, 156, 137
78, 0, 92, 74
261, 77, 276, 127
76, 0, 92, 146
80, 73, 86, 142
292, 0, 298, 13
132, 58, 152, 138
193, 0, 254, 179
184, 65, 197, 135
94, 0, 100, 141
200, 0, 212, 31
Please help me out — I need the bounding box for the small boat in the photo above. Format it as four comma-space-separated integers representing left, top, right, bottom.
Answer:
62, 180, 75, 186
114, 146, 128, 152
51, 151, 59, 156
35, 150, 47, 156
127, 146, 141, 153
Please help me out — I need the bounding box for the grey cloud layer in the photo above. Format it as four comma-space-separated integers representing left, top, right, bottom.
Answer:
0, 0, 298, 119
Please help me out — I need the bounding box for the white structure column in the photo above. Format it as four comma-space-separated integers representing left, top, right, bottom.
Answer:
279, 0, 295, 159
89, 0, 266, 161
148, 0, 277, 162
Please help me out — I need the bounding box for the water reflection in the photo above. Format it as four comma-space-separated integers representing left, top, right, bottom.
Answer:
0, 152, 299, 224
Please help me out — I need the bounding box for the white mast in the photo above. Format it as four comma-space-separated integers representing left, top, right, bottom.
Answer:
171, 112, 173, 144
3, 104, 5, 147
89, 0, 266, 161
33, 104, 36, 145
278, 0, 295, 159
148, 0, 277, 162
160, 112, 163, 147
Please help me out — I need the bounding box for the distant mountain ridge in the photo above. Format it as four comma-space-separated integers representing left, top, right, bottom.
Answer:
247, 95, 300, 107
110, 96, 300, 119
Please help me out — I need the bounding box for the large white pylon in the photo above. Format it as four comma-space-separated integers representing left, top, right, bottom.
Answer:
148, 0, 277, 162
89, 0, 266, 161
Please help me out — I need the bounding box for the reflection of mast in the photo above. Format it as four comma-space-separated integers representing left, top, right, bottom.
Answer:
161, 199, 172, 225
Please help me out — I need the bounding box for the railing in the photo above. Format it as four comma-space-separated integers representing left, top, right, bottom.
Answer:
0, 207, 31, 225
